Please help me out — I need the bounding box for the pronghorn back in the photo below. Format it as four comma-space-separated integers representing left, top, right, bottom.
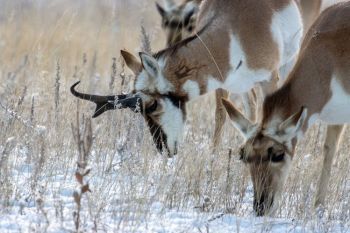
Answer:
263, 1, 350, 127
221, 1, 350, 216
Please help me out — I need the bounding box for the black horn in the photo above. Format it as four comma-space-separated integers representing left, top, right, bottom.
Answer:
70, 81, 142, 118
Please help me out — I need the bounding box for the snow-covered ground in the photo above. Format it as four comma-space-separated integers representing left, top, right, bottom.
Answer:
0, 139, 349, 233
0, 1, 349, 232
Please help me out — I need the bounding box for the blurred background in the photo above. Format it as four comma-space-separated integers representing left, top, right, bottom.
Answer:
0, 1, 349, 232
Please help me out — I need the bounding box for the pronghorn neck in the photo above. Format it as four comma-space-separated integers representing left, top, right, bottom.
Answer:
153, 0, 303, 102
263, 0, 350, 134
157, 25, 231, 101
142, 0, 304, 104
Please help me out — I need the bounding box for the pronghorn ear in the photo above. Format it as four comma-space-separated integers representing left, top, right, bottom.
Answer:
139, 52, 160, 78
278, 106, 308, 138
182, 2, 197, 27
156, 2, 167, 18
221, 98, 254, 138
121, 50, 142, 75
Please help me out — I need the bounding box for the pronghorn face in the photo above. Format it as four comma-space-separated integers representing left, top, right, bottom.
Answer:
70, 50, 187, 157
156, 1, 198, 46
221, 99, 307, 216
240, 132, 293, 216
121, 50, 188, 157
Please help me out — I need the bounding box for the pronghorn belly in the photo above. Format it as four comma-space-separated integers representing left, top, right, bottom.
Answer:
271, 1, 303, 71
320, 78, 350, 124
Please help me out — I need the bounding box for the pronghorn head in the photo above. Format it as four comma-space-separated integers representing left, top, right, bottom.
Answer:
156, 0, 200, 46
71, 49, 195, 157
222, 99, 308, 216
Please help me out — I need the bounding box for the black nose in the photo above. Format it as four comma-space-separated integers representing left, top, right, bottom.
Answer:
254, 194, 274, 216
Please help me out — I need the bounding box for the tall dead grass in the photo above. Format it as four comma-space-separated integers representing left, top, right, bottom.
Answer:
0, 0, 349, 232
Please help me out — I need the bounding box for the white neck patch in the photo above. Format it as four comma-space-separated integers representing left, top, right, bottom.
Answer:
182, 80, 200, 99
159, 98, 184, 155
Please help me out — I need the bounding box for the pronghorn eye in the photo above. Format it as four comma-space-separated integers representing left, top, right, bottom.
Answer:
271, 152, 285, 163
267, 147, 273, 156
146, 100, 158, 114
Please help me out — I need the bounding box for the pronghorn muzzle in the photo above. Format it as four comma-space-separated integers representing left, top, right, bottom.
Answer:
253, 192, 274, 216
70, 81, 142, 118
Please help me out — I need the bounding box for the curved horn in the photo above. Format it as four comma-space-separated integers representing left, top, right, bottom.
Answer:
70, 81, 142, 118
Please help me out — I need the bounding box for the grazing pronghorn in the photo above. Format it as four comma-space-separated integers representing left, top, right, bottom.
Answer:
222, 1, 350, 216
156, 0, 202, 46
71, 0, 303, 157
156, 0, 257, 149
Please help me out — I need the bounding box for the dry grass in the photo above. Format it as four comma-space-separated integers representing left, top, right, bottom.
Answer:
0, 0, 349, 232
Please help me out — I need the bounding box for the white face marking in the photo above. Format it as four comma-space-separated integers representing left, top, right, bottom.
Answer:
263, 116, 283, 137
267, 153, 292, 216
135, 59, 174, 94
241, 124, 259, 141
263, 114, 303, 152
182, 80, 200, 99
159, 98, 184, 155
320, 77, 350, 124
270, 1, 303, 68
224, 34, 271, 93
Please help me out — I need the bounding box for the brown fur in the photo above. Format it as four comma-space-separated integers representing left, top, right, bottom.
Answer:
227, 2, 350, 215
160, 0, 296, 96
298, 0, 322, 32
263, 2, 350, 129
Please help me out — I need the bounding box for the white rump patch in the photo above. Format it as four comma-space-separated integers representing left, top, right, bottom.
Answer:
182, 80, 200, 99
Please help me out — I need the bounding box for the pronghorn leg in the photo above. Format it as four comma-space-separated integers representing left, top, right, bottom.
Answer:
260, 71, 279, 97
299, 0, 322, 32
314, 125, 344, 207
241, 90, 257, 123
213, 88, 229, 149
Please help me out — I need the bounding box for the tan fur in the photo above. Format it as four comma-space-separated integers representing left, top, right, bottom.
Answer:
315, 125, 344, 206
157, 0, 239, 149
120, 50, 142, 74
223, 2, 350, 215
298, 0, 348, 34
298, 0, 322, 32
159, 0, 296, 91
264, 2, 350, 125
119, 0, 302, 157
158, 0, 295, 150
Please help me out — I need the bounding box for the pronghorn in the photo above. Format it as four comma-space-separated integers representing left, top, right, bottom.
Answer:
156, 0, 202, 46
156, 0, 257, 150
222, 1, 350, 216
71, 0, 303, 157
